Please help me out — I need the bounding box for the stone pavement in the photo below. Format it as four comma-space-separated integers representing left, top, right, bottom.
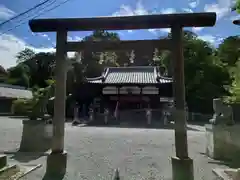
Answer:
0, 117, 228, 180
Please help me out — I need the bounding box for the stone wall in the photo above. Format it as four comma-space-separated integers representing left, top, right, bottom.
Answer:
206, 124, 240, 163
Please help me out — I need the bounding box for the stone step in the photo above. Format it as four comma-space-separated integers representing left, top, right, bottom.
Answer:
0, 155, 7, 169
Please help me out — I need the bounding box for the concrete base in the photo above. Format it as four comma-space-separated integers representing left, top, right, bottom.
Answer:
20, 120, 52, 152
0, 155, 7, 169
171, 156, 194, 180
205, 124, 240, 165
46, 151, 67, 176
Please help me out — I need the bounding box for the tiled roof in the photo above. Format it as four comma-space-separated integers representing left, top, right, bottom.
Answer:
0, 84, 33, 99
87, 66, 172, 84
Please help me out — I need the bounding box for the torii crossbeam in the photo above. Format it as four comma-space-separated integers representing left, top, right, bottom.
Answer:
29, 12, 216, 180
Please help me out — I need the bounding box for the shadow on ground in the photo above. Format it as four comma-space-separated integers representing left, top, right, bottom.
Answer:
74, 120, 202, 131
42, 173, 65, 180
209, 159, 240, 168
200, 152, 240, 168
187, 121, 209, 126
7, 151, 48, 163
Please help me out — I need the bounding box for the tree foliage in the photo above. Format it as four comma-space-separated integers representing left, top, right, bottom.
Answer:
159, 30, 232, 113
217, 36, 240, 66
4, 30, 240, 115
233, 0, 240, 13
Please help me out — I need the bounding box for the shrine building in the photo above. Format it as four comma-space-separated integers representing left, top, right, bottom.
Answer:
77, 66, 173, 122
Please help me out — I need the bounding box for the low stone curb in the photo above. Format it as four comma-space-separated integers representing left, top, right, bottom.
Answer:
213, 168, 240, 180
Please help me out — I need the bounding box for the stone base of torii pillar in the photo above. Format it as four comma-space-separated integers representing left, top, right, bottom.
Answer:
46, 151, 67, 176
171, 157, 194, 180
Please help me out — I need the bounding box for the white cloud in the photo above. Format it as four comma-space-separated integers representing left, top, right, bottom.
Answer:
74, 36, 82, 41
112, 1, 148, 17
204, 0, 233, 20
67, 36, 82, 41
0, 33, 55, 69
39, 33, 51, 41
112, 2, 176, 35
230, 14, 240, 21
0, 5, 15, 21
188, 0, 199, 8
198, 35, 224, 44
148, 29, 158, 35
182, 8, 194, 13
134, 1, 148, 15
192, 27, 204, 32
160, 28, 171, 33
160, 8, 176, 14
198, 35, 215, 43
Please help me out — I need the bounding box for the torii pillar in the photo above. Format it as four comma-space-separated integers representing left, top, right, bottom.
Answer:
171, 25, 193, 180
46, 30, 68, 175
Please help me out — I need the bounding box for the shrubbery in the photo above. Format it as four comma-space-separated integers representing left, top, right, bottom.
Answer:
11, 98, 34, 116
11, 79, 55, 118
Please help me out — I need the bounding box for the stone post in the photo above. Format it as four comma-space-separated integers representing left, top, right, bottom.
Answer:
146, 108, 152, 125
163, 111, 168, 125
113, 168, 120, 180
89, 108, 94, 121
46, 30, 67, 176
104, 108, 109, 124
171, 26, 194, 180
73, 104, 80, 123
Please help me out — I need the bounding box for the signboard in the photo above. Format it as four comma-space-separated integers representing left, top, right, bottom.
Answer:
142, 86, 158, 94
110, 96, 150, 102
102, 87, 117, 94
119, 86, 140, 94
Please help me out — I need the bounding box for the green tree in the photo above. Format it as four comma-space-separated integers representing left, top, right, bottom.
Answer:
21, 52, 56, 88
80, 30, 121, 77
16, 48, 35, 63
6, 63, 30, 87
0, 65, 7, 83
160, 30, 231, 113
225, 61, 240, 103
217, 36, 240, 67
232, 0, 240, 13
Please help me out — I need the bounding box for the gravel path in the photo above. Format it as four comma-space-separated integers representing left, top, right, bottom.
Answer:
0, 117, 227, 180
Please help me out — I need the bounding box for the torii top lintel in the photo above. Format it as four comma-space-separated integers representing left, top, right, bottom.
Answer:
29, 12, 216, 32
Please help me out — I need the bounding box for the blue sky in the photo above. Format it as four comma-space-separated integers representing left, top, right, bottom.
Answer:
0, 0, 239, 68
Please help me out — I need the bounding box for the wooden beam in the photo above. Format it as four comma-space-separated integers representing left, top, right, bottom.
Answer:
29, 12, 216, 32
66, 39, 171, 51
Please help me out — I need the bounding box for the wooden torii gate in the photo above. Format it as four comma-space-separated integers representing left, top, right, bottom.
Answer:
29, 12, 216, 179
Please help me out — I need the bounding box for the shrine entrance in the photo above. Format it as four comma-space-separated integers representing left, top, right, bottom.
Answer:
29, 12, 217, 180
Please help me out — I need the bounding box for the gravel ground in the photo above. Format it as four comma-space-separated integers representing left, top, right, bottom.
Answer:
0, 117, 227, 180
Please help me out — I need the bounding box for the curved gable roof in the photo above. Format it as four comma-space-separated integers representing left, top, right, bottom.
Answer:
86, 66, 172, 84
